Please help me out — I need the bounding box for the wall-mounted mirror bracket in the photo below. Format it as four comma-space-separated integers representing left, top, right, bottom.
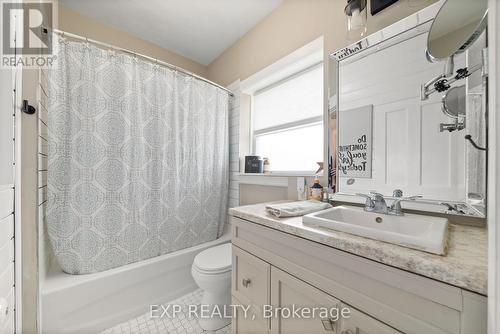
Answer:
421, 62, 483, 100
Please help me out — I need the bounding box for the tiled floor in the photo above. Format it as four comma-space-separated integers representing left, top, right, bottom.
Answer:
100, 290, 231, 334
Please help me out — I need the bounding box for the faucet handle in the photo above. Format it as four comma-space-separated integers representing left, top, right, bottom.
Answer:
356, 193, 374, 207
391, 194, 422, 206
369, 191, 385, 200
389, 195, 423, 215
405, 195, 423, 201
393, 189, 403, 197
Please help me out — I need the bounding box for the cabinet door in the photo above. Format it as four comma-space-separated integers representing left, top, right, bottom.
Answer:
270, 267, 341, 334
232, 297, 269, 334
339, 304, 402, 334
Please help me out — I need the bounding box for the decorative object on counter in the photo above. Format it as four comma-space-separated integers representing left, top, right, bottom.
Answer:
244, 155, 263, 173
370, 0, 398, 15
297, 177, 307, 201
310, 176, 324, 201
345, 0, 367, 41
338, 105, 373, 178
265, 200, 331, 218
263, 157, 270, 174
322, 191, 330, 203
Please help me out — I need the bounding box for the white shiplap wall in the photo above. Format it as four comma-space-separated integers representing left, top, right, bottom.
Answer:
0, 67, 15, 333
38, 69, 53, 280
0, 188, 15, 334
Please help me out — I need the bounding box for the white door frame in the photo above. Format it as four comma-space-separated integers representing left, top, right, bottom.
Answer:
488, 0, 500, 333
11, 12, 23, 334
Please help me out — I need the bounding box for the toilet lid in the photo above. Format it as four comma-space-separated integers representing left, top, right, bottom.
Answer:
193, 243, 232, 273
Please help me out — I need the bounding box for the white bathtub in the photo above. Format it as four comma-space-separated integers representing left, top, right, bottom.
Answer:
41, 233, 231, 334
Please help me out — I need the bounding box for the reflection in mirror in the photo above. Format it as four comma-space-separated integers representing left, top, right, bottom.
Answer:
442, 86, 466, 119
439, 86, 466, 133
427, 0, 488, 61
328, 12, 487, 217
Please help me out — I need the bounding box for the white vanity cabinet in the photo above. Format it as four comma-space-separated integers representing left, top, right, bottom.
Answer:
230, 216, 487, 334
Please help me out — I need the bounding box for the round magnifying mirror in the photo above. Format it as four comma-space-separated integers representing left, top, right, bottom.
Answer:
427, 0, 488, 62
442, 85, 466, 119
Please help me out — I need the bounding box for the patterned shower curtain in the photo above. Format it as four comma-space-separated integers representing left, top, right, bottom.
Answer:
45, 39, 229, 274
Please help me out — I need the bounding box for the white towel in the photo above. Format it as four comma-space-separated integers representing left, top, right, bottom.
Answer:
266, 200, 331, 218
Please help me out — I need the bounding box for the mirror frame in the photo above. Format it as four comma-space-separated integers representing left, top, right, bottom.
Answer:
426, 0, 488, 63
327, 1, 486, 218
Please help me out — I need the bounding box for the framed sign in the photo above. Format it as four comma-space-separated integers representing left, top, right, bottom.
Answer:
337, 105, 373, 178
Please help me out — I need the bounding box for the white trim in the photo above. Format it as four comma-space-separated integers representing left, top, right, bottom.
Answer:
488, 0, 500, 333
237, 174, 289, 187
226, 79, 241, 92
253, 116, 323, 136
240, 36, 324, 94
11, 11, 23, 334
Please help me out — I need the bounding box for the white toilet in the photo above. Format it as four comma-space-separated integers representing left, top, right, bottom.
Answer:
191, 242, 232, 331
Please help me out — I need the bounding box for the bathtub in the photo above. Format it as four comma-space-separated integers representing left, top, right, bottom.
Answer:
41, 233, 231, 334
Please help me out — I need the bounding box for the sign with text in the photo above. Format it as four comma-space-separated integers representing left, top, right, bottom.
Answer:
1, 0, 57, 68
338, 105, 373, 178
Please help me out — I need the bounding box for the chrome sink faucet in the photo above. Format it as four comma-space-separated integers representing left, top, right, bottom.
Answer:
357, 191, 388, 214
357, 191, 422, 216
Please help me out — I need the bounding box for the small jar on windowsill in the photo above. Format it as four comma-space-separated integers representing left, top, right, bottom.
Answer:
263, 158, 271, 174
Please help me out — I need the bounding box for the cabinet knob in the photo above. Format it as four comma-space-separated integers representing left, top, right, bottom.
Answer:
341, 329, 359, 334
242, 278, 251, 288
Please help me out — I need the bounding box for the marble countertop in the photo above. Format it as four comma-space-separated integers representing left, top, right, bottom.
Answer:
229, 202, 488, 295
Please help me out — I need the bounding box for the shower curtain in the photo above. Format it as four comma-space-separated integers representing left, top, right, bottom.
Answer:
45, 39, 229, 274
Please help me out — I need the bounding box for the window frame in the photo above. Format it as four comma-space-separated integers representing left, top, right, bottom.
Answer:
250, 61, 324, 176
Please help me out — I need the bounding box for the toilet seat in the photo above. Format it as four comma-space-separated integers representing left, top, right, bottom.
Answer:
193, 243, 232, 274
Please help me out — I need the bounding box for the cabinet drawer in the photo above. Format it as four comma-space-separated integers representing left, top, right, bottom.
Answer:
271, 267, 341, 334
232, 297, 269, 334
340, 303, 402, 334
232, 245, 270, 309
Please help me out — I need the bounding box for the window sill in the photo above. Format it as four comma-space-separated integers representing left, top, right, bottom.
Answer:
237, 172, 322, 187
239, 172, 322, 178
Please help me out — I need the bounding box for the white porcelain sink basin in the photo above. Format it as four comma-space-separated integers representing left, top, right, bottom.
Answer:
303, 206, 449, 255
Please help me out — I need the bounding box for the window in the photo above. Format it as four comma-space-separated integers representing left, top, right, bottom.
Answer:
252, 63, 324, 173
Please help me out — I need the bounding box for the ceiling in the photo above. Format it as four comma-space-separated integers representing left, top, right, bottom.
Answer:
60, 0, 283, 65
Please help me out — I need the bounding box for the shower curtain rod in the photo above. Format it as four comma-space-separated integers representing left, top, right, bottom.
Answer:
44, 28, 234, 96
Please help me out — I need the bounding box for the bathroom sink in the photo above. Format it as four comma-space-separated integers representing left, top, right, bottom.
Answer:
303, 206, 449, 255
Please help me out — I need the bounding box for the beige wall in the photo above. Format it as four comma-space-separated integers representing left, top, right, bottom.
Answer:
207, 0, 438, 86
58, 5, 208, 77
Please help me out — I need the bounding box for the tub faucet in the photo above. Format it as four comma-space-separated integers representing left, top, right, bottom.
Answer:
357, 192, 388, 214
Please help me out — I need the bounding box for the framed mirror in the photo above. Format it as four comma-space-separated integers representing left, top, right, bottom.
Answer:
327, 2, 487, 217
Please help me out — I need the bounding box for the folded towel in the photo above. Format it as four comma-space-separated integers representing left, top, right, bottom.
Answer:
266, 200, 331, 218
